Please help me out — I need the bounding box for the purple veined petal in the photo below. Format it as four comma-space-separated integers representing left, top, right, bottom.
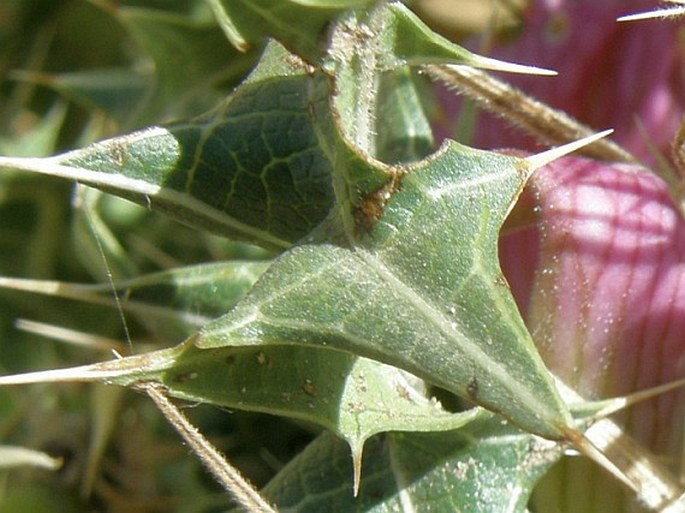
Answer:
500, 156, 685, 453
434, 0, 685, 167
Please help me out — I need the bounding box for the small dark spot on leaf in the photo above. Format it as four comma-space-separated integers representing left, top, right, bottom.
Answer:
466, 376, 478, 399
302, 378, 317, 396
225, 354, 236, 365
396, 384, 413, 402
354, 174, 403, 232
174, 372, 198, 383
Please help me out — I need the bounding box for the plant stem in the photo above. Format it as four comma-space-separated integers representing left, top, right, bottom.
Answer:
425, 64, 638, 164
140, 382, 278, 513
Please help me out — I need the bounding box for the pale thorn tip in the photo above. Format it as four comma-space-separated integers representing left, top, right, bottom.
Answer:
618, 6, 685, 22
450, 56, 557, 76
0, 363, 126, 385
525, 129, 614, 172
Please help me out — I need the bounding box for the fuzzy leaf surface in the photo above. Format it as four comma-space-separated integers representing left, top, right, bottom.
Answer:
260, 418, 562, 512
195, 141, 573, 440
161, 343, 480, 461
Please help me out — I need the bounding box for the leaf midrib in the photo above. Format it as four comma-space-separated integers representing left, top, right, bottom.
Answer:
353, 248, 555, 421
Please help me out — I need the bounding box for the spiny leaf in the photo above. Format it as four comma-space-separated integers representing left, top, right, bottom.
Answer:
209, 0, 366, 58
0, 121, 594, 448
161, 343, 480, 492
0, 261, 270, 330
0, 44, 344, 250
367, 3, 555, 74
0, 340, 479, 496
260, 419, 563, 513
212, 1, 553, 74
195, 141, 574, 440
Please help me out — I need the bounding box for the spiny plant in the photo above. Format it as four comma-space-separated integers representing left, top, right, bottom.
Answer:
0, 1, 683, 512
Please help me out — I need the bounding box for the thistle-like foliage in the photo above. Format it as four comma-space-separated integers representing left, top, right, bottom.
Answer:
0, 2, 682, 512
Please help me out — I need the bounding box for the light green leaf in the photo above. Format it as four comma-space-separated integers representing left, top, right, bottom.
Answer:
261, 418, 562, 512
375, 67, 434, 163
0, 261, 270, 330
195, 141, 574, 440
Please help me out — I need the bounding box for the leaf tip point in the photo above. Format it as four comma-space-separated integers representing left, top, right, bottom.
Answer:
351, 444, 363, 497
617, 7, 685, 22
0, 361, 132, 386
525, 129, 614, 171
460, 57, 557, 76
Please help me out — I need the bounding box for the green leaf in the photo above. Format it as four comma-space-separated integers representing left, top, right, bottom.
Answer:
0, 340, 478, 493
162, 343, 480, 488
195, 141, 573, 440
261, 417, 562, 512
0, 44, 343, 250
0, 102, 576, 446
209, 0, 371, 60
325, 3, 553, 76
374, 67, 434, 163
113, 5, 259, 121
326, 3, 542, 158
0, 260, 270, 330
9, 69, 151, 129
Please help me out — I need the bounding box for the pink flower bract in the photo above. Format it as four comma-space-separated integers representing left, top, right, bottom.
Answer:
438, 0, 685, 167
500, 156, 685, 453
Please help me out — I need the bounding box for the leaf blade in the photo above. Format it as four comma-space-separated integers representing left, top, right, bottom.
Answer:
195, 142, 573, 439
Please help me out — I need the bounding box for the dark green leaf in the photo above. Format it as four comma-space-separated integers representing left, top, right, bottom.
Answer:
261, 417, 562, 512
0, 44, 346, 250
114, 5, 258, 121
210, 0, 370, 59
